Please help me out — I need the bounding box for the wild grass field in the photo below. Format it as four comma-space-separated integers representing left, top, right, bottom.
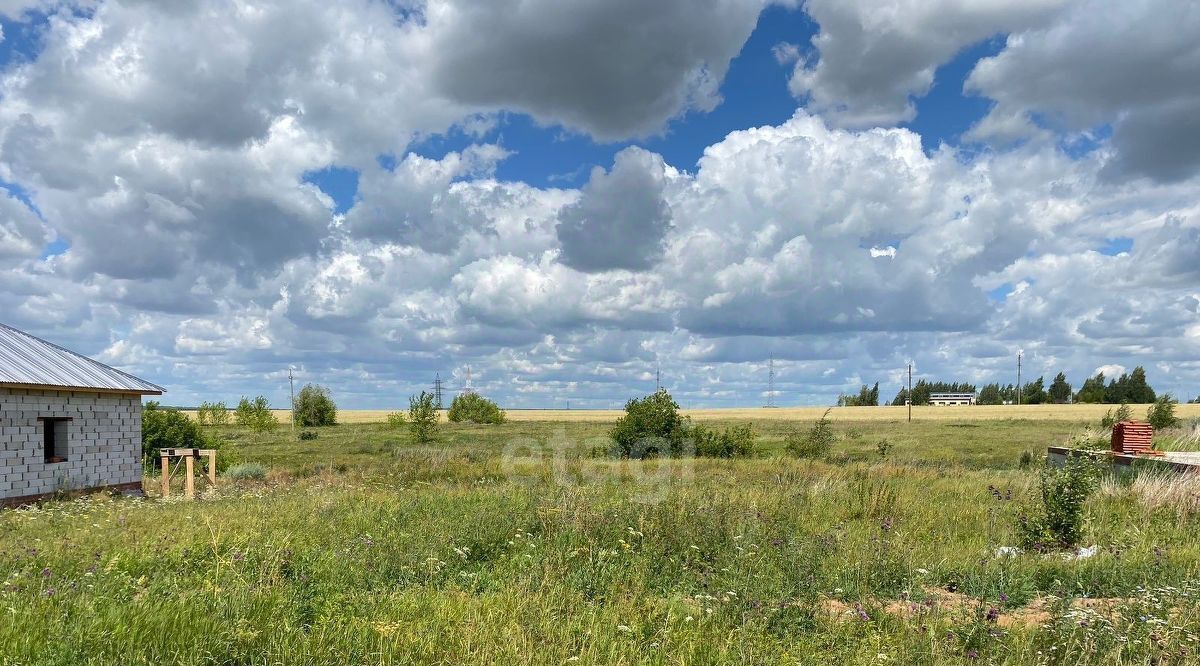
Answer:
5, 408, 1200, 664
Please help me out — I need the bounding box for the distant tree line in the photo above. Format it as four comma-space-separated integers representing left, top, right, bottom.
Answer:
890, 381, 977, 406
869, 365, 1171, 407
837, 382, 880, 406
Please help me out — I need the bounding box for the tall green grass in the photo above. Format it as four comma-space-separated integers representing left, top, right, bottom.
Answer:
3, 418, 1200, 663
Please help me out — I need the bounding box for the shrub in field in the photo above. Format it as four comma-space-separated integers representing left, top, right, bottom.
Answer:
447, 392, 506, 424
1019, 450, 1035, 468
196, 401, 229, 426
298, 430, 319, 441
236, 395, 279, 433
1147, 394, 1180, 430
225, 462, 267, 481
142, 402, 211, 461
876, 438, 893, 458
386, 412, 406, 428
408, 391, 439, 443
609, 389, 688, 458
785, 408, 835, 458
294, 384, 337, 427
1017, 454, 1101, 550
1100, 400, 1133, 429
689, 423, 755, 458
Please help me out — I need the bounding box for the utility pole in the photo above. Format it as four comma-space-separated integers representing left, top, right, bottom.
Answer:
907, 363, 913, 423
1017, 350, 1023, 406
656, 365, 661, 392
287, 367, 296, 433
433, 373, 444, 410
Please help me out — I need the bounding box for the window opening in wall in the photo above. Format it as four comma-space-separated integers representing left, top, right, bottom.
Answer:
39, 417, 72, 463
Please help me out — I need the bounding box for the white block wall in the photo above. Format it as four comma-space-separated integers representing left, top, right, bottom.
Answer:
0, 387, 143, 500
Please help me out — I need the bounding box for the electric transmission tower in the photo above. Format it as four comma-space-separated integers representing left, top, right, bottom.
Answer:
433, 373, 444, 410
764, 357, 777, 408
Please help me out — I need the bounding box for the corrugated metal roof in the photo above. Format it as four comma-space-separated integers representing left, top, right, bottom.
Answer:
0, 323, 164, 394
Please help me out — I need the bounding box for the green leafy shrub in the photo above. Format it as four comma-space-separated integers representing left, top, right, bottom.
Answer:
294, 384, 337, 427
225, 462, 267, 481
196, 401, 229, 427
1019, 450, 1035, 468
298, 430, 318, 441
689, 423, 755, 458
142, 401, 211, 461
386, 412, 406, 428
1147, 394, 1180, 430
408, 391, 439, 443
447, 392, 506, 424
1100, 400, 1132, 429
236, 396, 279, 433
1017, 454, 1101, 550
785, 408, 835, 458
875, 438, 893, 458
609, 389, 689, 459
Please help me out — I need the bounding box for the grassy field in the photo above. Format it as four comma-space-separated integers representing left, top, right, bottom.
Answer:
5, 408, 1200, 664
202, 403, 1200, 424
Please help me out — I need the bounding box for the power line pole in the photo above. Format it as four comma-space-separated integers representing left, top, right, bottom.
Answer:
907, 362, 913, 423
287, 367, 296, 433
433, 373, 443, 410
655, 364, 661, 392
1016, 350, 1023, 406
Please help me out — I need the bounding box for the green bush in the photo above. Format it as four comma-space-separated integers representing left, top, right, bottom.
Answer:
1100, 400, 1133, 429
386, 412, 406, 428
875, 438, 893, 458
447, 392, 506, 424
689, 422, 755, 458
1017, 454, 1101, 550
298, 430, 318, 441
294, 384, 337, 427
408, 391, 439, 443
196, 401, 229, 427
1147, 394, 1180, 430
785, 408, 835, 458
142, 401, 211, 461
236, 395, 279, 433
609, 389, 688, 459
225, 462, 267, 481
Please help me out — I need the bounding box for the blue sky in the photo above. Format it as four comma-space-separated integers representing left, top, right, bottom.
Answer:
0, 0, 1196, 408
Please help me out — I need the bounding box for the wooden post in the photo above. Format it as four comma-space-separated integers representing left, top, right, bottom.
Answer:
207, 450, 217, 484
185, 455, 195, 499
161, 455, 170, 498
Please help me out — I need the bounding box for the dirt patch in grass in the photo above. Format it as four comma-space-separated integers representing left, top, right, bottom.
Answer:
818, 587, 1132, 628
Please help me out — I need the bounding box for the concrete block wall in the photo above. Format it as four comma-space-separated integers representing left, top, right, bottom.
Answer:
0, 387, 143, 500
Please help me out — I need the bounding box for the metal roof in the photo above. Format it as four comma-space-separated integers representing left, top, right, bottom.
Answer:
0, 323, 164, 394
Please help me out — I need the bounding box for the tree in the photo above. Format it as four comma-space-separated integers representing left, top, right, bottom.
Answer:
196, 401, 229, 426
142, 402, 210, 461
1147, 394, 1180, 430
447, 392, 506, 424
609, 388, 688, 458
408, 391, 439, 443
978, 383, 1003, 405
1075, 372, 1107, 403
1022, 377, 1047, 405
1048, 372, 1072, 404
236, 395, 279, 433
294, 384, 337, 427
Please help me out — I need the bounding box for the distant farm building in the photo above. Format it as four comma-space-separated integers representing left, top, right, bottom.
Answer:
0, 323, 163, 506
930, 392, 976, 406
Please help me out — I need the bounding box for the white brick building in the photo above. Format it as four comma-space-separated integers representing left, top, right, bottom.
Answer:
0, 324, 163, 506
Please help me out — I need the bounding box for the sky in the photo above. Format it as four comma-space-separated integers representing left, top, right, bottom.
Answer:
0, 0, 1198, 409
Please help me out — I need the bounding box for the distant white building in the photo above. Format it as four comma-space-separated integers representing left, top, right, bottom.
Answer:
930, 392, 976, 406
